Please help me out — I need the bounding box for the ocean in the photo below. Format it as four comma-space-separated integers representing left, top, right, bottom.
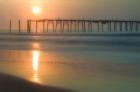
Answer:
0, 33, 140, 92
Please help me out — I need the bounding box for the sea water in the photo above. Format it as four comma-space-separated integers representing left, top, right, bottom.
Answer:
0, 34, 140, 92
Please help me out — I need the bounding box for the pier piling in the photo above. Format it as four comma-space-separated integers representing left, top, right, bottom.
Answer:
18, 20, 21, 32
9, 20, 11, 32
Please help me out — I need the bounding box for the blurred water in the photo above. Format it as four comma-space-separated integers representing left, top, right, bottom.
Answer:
0, 34, 140, 92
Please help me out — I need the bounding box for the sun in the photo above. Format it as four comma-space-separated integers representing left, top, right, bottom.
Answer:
32, 6, 41, 15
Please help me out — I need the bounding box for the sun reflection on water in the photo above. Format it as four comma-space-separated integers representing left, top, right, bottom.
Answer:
33, 50, 39, 72
32, 42, 40, 50
32, 50, 40, 83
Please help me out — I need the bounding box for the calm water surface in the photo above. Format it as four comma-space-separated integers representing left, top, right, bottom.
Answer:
0, 35, 140, 92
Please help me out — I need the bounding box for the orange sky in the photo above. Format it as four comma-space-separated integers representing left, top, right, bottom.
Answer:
0, 0, 140, 19
0, 0, 139, 29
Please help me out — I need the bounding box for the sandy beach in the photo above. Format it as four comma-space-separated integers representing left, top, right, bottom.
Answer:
0, 73, 75, 92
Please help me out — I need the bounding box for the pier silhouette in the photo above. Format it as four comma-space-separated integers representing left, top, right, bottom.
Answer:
27, 19, 140, 33
7, 19, 140, 34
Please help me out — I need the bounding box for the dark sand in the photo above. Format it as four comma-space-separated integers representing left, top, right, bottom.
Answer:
0, 73, 75, 92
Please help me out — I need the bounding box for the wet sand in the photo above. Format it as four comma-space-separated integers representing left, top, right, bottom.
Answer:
0, 73, 75, 92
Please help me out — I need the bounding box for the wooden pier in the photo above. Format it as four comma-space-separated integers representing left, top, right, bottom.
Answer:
9, 19, 140, 33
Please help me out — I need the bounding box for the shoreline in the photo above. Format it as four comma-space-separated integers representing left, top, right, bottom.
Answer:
0, 73, 74, 92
